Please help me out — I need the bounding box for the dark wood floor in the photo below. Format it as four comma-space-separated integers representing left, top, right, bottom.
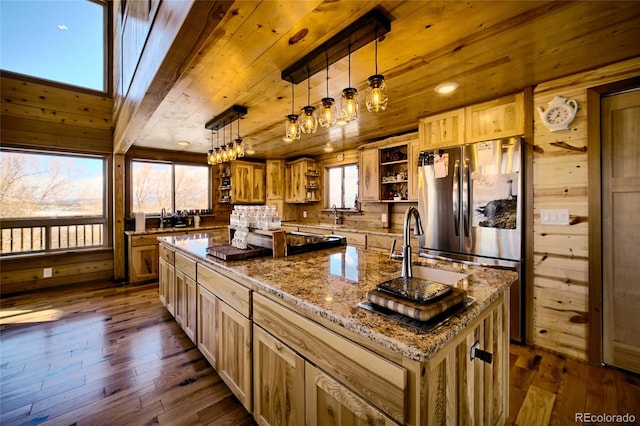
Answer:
1, 281, 638, 425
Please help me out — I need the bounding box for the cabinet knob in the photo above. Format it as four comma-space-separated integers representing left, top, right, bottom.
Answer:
470, 340, 493, 364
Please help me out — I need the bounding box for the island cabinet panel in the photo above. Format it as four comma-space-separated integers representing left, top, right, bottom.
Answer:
465, 93, 525, 143
253, 325, 305, 426
197, 264, 251, 316
158, 257, 175, 315
421, 291, 509, 426
253, 293, 407, 424
197, 284, 218, 368
305, 362, 399, 426
419, 108, 465, 150
175, 270, 197, 342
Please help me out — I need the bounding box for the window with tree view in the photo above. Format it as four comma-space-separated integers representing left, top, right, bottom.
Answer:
327, 164, 358, 209
131, 161, 209, 214
1, 149, 107, 255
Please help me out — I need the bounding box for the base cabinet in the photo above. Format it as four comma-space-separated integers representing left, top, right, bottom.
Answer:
175, 270, 197, 342
197, 285, 218, 368
253, 325, 305, 426
158, 257, 175, 316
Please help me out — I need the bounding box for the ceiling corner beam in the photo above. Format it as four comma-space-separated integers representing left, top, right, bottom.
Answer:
281, 8, 391, 84
205, 104, 248, 130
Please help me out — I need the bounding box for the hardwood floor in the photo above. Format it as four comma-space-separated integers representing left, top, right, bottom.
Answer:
1, 281, 638, 425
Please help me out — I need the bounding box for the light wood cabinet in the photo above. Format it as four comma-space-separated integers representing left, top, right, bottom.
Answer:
175, 269, 197, 342
285, 158, 320, 203
129, 235, 159, 282
466, 92, 524, 142
218, 300, 252, 411
408, 139, 420, 202
159, 256, 175, 316
266, 160, 296, 221
305, 362, 397, 426
253, 324, 305, 426
231, 161, 266, 204
197, 284, 218, 368
419, 108, 465, 150
359, 148, 379, 201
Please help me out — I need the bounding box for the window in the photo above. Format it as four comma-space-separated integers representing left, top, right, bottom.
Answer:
131, 161, 209, 214
327, 164, 358, 209
0, 0, 107, 92
0, 149, 107, 255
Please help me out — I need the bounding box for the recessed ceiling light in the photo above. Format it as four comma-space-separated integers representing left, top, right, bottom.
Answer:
245, 148, 256, 155
435, 82, 459, 94
177, 140, 190, 146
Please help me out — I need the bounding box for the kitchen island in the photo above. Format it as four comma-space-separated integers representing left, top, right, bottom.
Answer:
158, 231, 517, 425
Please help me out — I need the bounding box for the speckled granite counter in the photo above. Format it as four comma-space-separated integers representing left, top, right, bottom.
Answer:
159, 231, 516, 362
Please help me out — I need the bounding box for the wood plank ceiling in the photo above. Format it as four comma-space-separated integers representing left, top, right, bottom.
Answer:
130, 0, 640, 160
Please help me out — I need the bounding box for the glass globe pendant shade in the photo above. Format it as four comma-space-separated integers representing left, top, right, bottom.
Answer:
340, 87, 359, 123
227, 142, 237, 161
214, 147, 222, 164
207, 149, 214, 165
235, 138, 245, 157
319, 97, 338, 128
366, 74, 388, 112
284, 114, 301, 142
300, 105, 318, 134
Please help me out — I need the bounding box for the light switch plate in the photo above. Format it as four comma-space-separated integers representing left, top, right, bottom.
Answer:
540, 209, 570, 225
43, 267, 53, 278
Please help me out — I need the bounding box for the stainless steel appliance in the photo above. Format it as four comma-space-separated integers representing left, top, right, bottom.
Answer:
417, 136, 525, 342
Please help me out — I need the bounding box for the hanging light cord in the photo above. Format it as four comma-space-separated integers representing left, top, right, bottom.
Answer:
348, 43, 352, 87
307, 67, 311, 105
237, 113, 241, 139
326, 56, 330, 98
374, 29, 379, 75
291, 79, 295, 113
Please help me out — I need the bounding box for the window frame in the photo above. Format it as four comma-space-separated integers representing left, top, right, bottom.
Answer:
0, 147, 112, 256
127, 158, 212, 217
323, 161, 360, 212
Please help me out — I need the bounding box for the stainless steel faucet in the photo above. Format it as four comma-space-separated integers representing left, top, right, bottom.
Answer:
160, 207, 166, 229
390, 206, 423, 279
332, 204, 341, 225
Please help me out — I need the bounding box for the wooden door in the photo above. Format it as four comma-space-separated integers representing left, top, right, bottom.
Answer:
159, 257, 175, 315
197, 285, 218, 368
233, 162, 253, 203
602, 89, 640, 374
305, 362, 396, 426
252, 163, 266, 203
218, 300, 252, 411
253, 325, 305, 426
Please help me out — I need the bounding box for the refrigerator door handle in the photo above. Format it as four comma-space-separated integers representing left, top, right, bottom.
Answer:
453, 159, 460, 236
462, 159, 470, 237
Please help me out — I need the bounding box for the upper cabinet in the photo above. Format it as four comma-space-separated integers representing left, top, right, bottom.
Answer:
219, 161, 266, 204
285, 158, 321, 203
466, 92, 525, 142
419, 108, 465, 150
419, 92, 526, 150
359, 148, 380, 202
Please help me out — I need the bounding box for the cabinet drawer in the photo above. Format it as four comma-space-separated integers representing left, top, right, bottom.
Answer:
131, 234, 160, 246
175, 252, 196, 281
253, 293, 406, 424
159, 244, 175, 264
197, 264, 251, 317
334, 230, 366, 247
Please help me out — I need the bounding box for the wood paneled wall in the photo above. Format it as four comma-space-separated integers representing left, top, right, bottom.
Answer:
0, 74, 115, 295
530, 57, 640, 361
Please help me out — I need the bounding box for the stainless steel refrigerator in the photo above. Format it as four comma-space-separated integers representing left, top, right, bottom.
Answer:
417, 136, 525, 342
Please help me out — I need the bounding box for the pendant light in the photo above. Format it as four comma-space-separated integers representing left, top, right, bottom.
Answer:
319, 56, 337, 128
234, 112, 245, 157
284, 78, 301, 142
366, 31, 388, 112
339, 43, 358, 124
221, 121, 229, 163
207, 130, 215, 165
300, 67, 318, 134
227, 118, 237, 161
214, 128, 222, 164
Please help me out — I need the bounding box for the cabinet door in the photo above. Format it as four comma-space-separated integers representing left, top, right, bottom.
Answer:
175, 270, 187, 327
253, 325, 305, 426
197, 285, 218, 368
359, 148, 379, 201
218, 300, 252, 411
408, 139, 420, 201
266, 160, 284, 199
130, 244, 159, 282
233, 163, 253, 203
252, 163, 266, 203
305, 363, 397, 426
159, 257, 175, 315
285, 161, 305, 203
465, 92, 524, 142
419, 108, 465, 150
180, 277, 198, 344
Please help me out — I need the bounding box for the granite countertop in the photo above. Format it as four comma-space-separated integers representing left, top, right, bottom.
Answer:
158, 231, 517, 362
125, 225, 227, 236
287, 222, 404, 237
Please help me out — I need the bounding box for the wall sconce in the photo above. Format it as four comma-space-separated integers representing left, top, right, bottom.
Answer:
365, 32, 388, 112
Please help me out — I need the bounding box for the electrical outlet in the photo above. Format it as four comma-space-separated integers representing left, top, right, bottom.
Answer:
43, 267, 53, 278
381, 213, 387, 222
303, 210, 307, 218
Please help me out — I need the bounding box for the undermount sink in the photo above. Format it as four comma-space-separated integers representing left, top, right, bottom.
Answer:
285, 231, 347, 255
411, 265, 468, 285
